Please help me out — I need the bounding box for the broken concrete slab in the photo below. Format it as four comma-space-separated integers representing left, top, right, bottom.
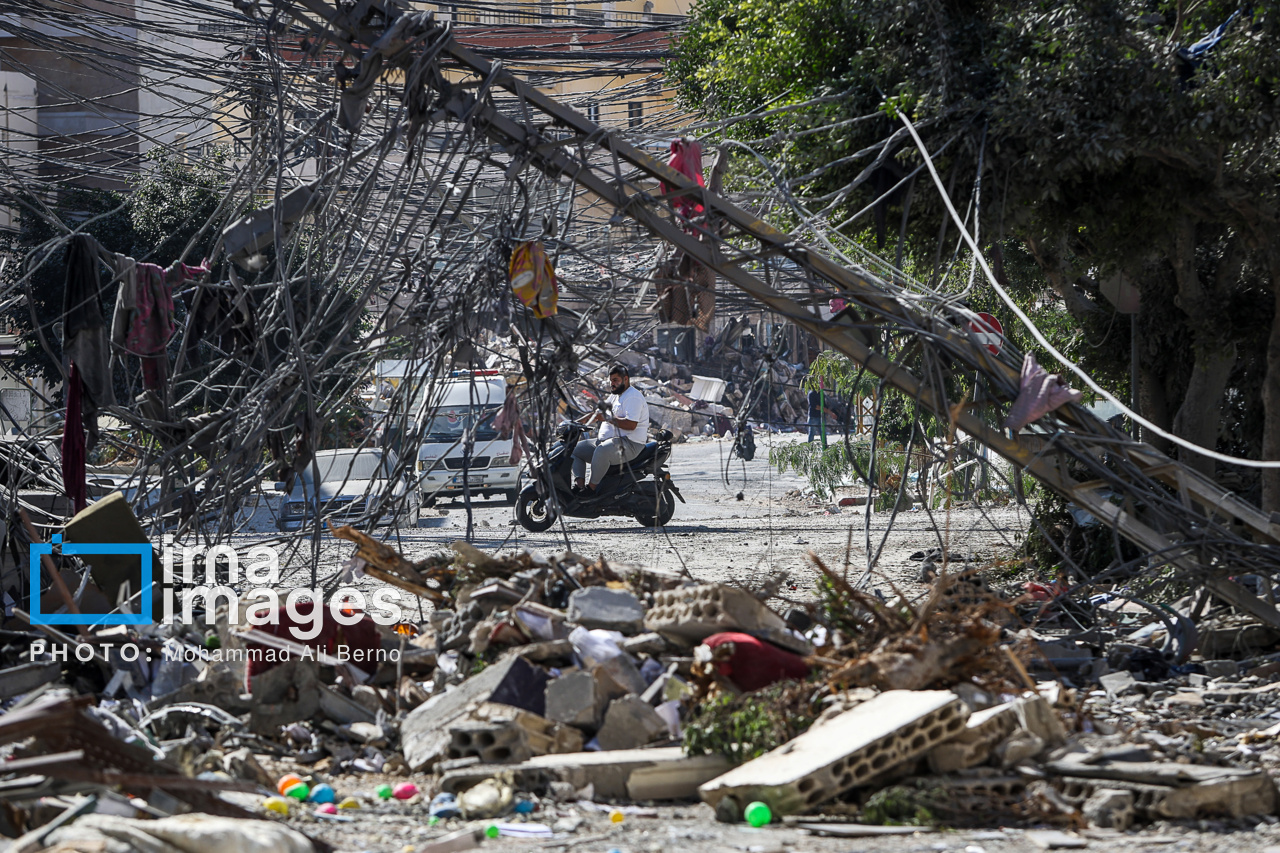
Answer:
1050, 760, 1277, 819
593, 653, 646, 699
544, 670, 604, 729
596, 694, 668, 751
0, 661, 61, 702
447, 702, 583, 763
402, 655, 548, 770
568, 587, 645, 634
62, 492, 158, 608
698, 689, 968, 815
646, 583, 789, 645
318, 684, 378, 726
1082, 788, 1135, 830
439, 746, 730, 800
1098, 671, 1139, 698
248, 660, 320, 736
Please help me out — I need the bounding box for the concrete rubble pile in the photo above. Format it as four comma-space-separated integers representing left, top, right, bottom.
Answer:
4, 512, 1280, 851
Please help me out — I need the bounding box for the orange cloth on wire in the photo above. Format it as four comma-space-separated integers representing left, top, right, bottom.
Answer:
509, 240, 559, 318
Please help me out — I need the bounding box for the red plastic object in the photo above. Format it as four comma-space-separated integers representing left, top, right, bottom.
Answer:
703, 632, 810, 692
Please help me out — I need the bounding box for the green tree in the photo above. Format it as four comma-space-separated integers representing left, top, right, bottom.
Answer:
672, 1, 1280, 508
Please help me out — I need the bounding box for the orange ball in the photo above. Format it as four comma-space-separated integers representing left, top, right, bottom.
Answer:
277, 774, 304, 795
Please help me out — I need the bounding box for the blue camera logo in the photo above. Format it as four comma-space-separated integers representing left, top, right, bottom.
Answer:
29, 534, 153, 626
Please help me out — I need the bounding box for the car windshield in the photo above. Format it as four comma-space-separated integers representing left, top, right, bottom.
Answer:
302, 451, 388, 485
421, 406, 499, 442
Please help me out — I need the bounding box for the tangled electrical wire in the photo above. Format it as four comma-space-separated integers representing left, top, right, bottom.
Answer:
0, 0, 1277, 648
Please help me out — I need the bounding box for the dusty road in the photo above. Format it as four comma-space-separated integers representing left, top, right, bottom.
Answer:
305, 432, 1036, 600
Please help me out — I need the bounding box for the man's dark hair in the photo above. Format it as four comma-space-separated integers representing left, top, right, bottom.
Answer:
609, 364, 630, 377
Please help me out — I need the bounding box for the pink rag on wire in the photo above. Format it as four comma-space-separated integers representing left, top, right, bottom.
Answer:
662, 139, 705, 221
1004, 353, 1083, 431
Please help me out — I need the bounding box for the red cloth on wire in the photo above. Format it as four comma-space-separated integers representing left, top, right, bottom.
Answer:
61, 361, 87, 513
662, 139, 705, 221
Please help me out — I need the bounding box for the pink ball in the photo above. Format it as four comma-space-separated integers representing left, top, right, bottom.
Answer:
392, 782, 419, 800
315, 803, 338, 815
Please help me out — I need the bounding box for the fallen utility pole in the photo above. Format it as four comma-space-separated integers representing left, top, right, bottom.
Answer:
266, 0, 1279, 619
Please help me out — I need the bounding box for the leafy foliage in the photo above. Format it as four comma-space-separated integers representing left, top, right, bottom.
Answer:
683, 681, 815, 765
674, 0, 1280, 504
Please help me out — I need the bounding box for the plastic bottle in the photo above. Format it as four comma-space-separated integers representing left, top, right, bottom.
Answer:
744, 801, 772, 827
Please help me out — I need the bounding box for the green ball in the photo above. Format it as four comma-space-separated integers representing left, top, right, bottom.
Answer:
485, 825, 500, 839
744, 801, 772, 827
284, 782, 310, 801
375, 784, 393, 799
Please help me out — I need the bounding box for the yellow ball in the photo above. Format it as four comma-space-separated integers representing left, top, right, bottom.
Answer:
263, 796, 290, 815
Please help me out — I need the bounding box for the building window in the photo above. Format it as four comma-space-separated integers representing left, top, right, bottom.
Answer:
586, 102, 600, 124
628, 101, 644, 128
541, 0, 555, 22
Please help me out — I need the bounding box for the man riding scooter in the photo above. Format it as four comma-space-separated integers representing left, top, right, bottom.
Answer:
572, 364, 649, 502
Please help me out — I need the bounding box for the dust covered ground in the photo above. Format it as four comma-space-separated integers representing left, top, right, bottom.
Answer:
265, 433, 1034, 604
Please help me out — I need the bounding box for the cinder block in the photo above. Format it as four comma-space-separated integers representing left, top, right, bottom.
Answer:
928, 699, 1020, 773
698, 689, 968, 815
402, 655, 548, 770
447, 703, 583, 763
646, 584, 789, 643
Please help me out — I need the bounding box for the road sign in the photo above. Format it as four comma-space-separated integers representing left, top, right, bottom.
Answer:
969, 312, 1003, 355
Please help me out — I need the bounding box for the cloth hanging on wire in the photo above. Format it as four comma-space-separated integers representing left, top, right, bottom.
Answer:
654, 250, 715, 332
61, 361, 87, 514
492, 384, 530, 465
661, 139, 705, 223
111, 258, 209, 390
61, 235, 116, 449
1004, 353, 1083, 431
509, 241, 559, 319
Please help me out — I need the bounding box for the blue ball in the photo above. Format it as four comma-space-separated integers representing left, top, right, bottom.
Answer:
308, 783, 336, 804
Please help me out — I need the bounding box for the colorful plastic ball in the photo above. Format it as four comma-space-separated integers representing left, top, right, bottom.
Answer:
375, 783, 394, 800
276, 774, 304, 795
393, 782, 419, 800
315, 803, 338, 815
308, 783, 336, 804
284, 782, 310, 801
263, 796, 290, 815
744, 801, 772, 827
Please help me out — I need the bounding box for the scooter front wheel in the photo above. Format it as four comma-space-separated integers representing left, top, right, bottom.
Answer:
515, 485, 557, 532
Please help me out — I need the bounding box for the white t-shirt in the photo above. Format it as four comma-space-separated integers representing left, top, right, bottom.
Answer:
599, 385, 649, 444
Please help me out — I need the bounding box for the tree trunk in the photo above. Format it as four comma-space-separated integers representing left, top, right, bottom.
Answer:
1139, 361, 1173, 455
1171, 343, 1236, 478
1262, 248, 1280, 512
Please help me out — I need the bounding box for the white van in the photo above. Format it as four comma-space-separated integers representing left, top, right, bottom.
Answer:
401, 369, 522, 506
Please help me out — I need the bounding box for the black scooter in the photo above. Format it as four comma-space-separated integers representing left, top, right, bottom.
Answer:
515, 420, 684, 531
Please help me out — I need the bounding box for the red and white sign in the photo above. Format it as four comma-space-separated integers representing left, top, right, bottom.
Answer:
969, 312, 1003, 355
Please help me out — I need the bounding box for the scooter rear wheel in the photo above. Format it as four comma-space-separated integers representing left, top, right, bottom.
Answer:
515, 486, 556, 532
634, 489, 675, 527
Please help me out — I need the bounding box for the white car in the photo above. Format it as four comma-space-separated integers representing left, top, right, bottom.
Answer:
277, 448, 418, 531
